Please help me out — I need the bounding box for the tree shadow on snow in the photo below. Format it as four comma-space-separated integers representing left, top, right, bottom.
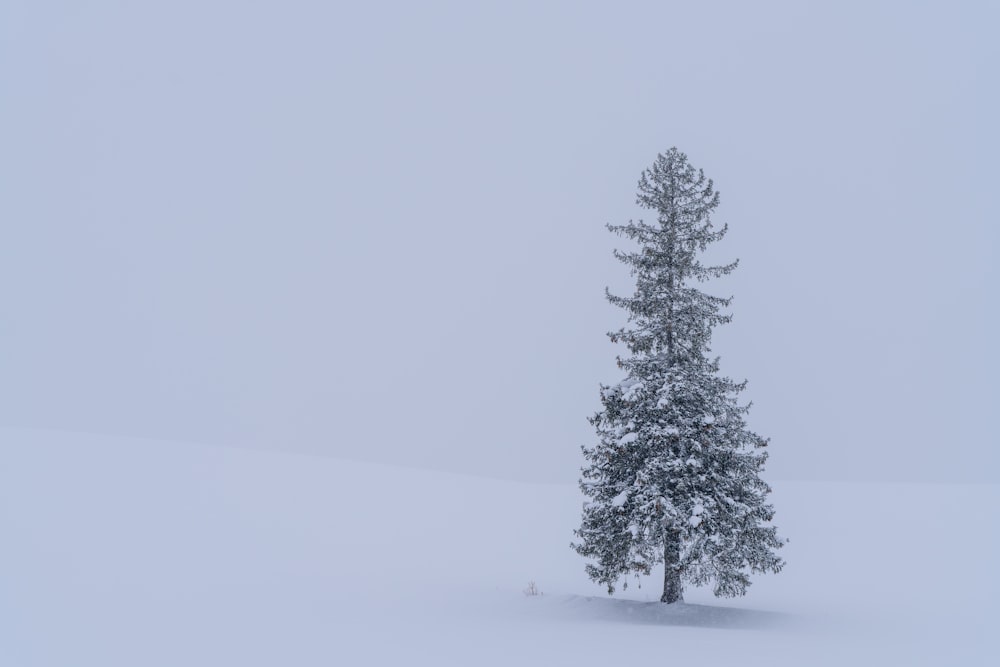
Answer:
552, 595, 792, 631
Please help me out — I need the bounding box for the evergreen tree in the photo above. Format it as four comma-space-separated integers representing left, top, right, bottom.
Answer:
573, 148, 784, 603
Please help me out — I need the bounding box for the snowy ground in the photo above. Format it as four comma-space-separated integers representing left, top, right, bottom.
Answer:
2, 430, 997, 666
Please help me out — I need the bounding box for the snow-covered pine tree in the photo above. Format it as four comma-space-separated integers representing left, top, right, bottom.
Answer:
573, 148, 784, 604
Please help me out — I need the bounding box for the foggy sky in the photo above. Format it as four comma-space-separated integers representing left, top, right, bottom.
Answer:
1, 0, 996, 483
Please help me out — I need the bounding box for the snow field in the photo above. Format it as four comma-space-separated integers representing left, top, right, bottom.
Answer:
1, 430, 996, 665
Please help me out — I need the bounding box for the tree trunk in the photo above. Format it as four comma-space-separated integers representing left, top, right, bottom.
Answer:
660, 192, 683, 605
660, 529, 683, 603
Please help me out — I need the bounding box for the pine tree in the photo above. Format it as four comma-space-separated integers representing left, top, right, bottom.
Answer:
573, 148, 784, 603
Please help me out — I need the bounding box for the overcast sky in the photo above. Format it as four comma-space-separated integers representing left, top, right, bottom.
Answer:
1, 0, 996, 483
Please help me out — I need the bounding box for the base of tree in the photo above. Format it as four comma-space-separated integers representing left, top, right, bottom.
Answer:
660, 576, 683, 604
659, 591, 684, 604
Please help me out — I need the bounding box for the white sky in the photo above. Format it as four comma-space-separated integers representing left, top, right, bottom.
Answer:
1, 0, 996, 483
